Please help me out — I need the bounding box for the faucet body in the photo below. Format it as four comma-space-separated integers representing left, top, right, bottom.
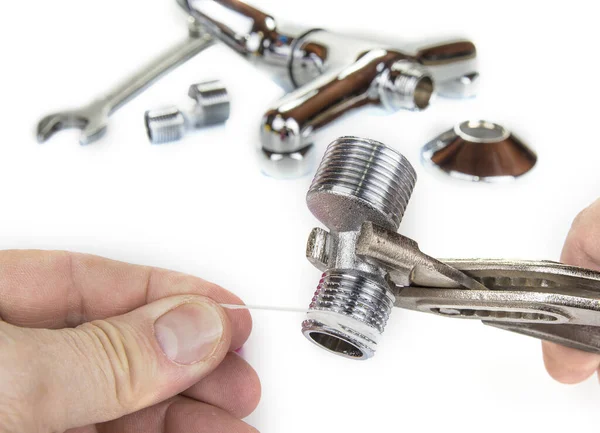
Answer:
182, 0, 478, 177
261, 38, 434, 153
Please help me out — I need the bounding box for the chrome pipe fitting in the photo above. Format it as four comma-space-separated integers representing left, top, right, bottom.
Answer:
145, 80, 230, 144
377, 61, 434, 111
304, 269, 395, 360
421, 120, 538, 182
259, 55, 434, 176
181, 1, 478, 178
145, 106, 188, 144
303, 136, 417, 359
302, 138, 600, 362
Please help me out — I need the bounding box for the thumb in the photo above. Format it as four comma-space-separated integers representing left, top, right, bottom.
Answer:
0, 295, 231, 432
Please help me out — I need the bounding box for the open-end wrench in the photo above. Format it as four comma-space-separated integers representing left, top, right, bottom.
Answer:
37, 18, 215, 145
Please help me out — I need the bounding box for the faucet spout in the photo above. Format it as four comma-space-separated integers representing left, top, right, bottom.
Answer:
261, 51, 434, 155
182, 0, 306, 86
181, 0, 278, 55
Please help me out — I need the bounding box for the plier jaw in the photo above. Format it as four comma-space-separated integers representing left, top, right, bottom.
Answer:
356, 222, 600, 354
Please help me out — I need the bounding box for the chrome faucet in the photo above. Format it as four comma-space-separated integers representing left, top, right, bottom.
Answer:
181, 0, 479, 177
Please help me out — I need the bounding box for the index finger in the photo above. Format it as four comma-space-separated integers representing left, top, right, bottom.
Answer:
0, 250, 251, 350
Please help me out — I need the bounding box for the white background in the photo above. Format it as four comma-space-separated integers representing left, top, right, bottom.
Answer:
2, 0, 600, 431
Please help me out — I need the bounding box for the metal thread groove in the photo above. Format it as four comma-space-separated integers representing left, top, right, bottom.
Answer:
192, 83, 229, 107
308, 270, 395, 333
308, 136, 417, 230
315, 156, 414, 200
378, 61, 434, 111
189, 80, 231, 126
144, 107, 186, 145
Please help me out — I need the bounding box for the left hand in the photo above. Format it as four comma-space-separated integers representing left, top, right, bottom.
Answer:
0, 250, 260, 433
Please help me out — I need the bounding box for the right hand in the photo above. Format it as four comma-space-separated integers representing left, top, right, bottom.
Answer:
543, 199, 600, 384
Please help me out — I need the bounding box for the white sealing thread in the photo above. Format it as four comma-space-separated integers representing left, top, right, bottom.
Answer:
220, 304, 309, 314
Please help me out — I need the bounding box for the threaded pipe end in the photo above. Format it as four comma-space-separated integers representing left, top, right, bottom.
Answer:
189, 80, 231, 126
307, 136, 417, 232
378, 60, 434, 111
145, 106, 187, 144
302, 269, 395, 360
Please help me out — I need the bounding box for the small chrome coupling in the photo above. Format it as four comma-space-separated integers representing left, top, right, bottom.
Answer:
145, 80, 230, 144
303, 136, 417, 360
377, 61, 434, 112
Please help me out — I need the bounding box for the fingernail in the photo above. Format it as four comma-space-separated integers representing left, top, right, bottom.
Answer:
155, 302, 224, 365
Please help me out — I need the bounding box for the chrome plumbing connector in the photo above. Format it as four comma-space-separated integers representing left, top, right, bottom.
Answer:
303, 136, 417, 359
304, 138, 600, 362
145, 80, 230, 144
377, 61, 434, 112
181, 0, 478, 178
421, 120, 538, 182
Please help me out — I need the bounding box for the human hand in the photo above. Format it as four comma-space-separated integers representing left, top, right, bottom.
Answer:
0, 251, 260, 433
543, 199, 600, 383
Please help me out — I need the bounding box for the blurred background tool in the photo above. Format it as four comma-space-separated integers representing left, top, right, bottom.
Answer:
37, 18, 214, 145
